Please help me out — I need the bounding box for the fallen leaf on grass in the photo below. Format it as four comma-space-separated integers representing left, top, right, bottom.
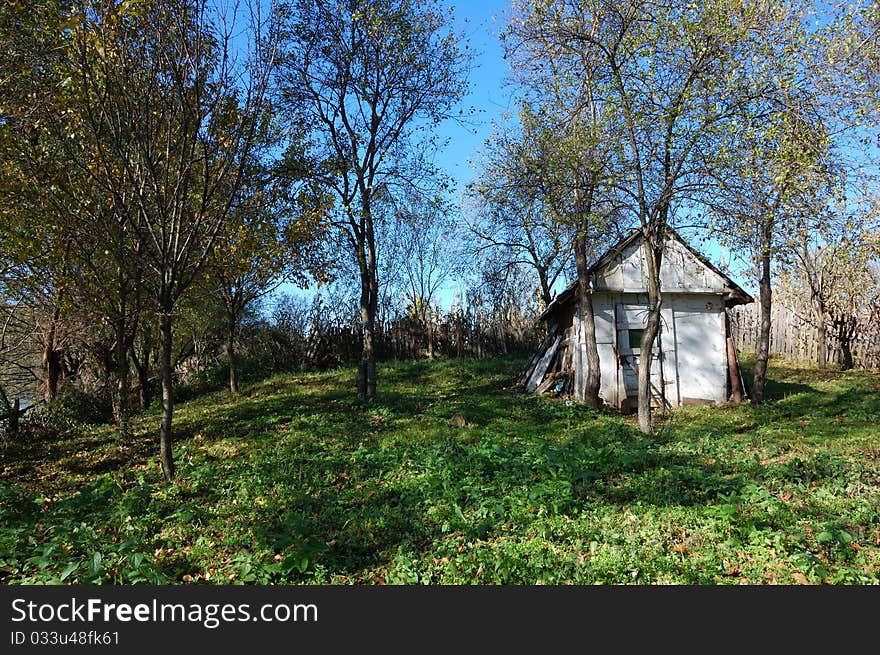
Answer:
792, 572, 813, 585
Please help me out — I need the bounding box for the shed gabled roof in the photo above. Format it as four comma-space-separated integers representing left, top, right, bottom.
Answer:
538, 228, 754, 321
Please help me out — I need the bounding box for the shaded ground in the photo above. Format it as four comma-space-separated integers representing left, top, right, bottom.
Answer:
1, 355, 878, 584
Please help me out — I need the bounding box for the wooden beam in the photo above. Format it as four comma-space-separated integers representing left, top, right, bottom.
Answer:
726, 335, 743, 404
535, 370, 569, 395
520, 329, 556, 386
525, 334, 563, 393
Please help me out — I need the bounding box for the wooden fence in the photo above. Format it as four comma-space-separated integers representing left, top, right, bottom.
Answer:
729, 303, 880, 369
302, 309, 540, 368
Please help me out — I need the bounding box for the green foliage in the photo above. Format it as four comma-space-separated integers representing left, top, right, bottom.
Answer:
52, 385, 114, 427
1, 356, 879, 584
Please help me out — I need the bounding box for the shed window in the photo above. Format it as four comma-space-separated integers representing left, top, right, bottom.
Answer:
628, 329, 644, 350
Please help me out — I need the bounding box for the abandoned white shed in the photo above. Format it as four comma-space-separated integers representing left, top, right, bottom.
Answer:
523, 228, 753, 411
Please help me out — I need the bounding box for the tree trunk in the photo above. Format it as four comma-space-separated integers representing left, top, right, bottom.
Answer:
367, 274, 378, 396
0, 387, 20, 438
838, 319, 855, 370
9, 398, 19, 437
638, 232, 664, 434
133, 334, 152, 410
574, 228, 601, 410
227, 310, 239, 395
537, 266, 553, 309
42, 306, 62, 403
357, 276, 377, 399
815, 310, 827, 370
751, 248, 772, 406
426, 314, 434, 359
356, 198, 379, 399
43, 342, 62, 404
159, 307, 175, 482
114, 314, 130, 440
840, 338, 854, 370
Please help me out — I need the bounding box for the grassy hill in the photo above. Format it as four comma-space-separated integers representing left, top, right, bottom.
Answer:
2, 356, 879, 584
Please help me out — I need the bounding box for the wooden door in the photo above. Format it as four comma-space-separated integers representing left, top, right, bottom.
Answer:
616, 302, 670, 410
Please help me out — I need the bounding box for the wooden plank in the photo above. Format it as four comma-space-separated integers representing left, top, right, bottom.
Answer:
519, 351, 541, 383
669, 301, 684, 407
613, 302, 624, 409
520, 328, 556, 385
727, 335, 743, 404
573, 307, 583, 400
561, 342, 574, 396
536, 370, 569, 394
525, 334, 563, 393
617, 349, 670, 408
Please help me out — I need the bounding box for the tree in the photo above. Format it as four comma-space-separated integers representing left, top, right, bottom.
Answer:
504, 1, 633, 409
782, 223, 880, 370
3, 1, 278, 463
467, 109, 573, 309
0, 0, 80, 406
274, 0, 470, 399
472, 102, 620, 409
56, 0, 277, 480
716, 98, 830, 403
707, 2, 878, 402
0, 266, 41, 436
394, 193, 467, 359
209, 175, 328, 395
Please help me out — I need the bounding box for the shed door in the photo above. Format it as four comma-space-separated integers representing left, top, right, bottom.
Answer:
616, 303, 671, 409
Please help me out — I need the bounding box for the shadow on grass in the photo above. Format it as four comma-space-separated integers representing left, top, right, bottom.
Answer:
726, 356, 880, 426
238, 399, 744, 579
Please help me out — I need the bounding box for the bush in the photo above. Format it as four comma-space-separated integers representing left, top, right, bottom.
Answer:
176, 355, 284, 403
52, 384, 113, 426
174, 371, 223, 404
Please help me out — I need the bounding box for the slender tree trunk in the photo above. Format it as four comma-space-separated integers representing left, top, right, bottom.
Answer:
356, 200, 379, 399
537, 266, 553, 309
815, 309, 827, 370
426, 313, 434, 359
133, 334, 152, 410
574, 227, 601, 410
42, 305, 62, 403
114, 313, 129, 439
227, 309, 239, 395
358, 276, 377, 399
9, 398, 19, 437
840, 338, 854, 370
838, 319, 855, 370
752, 248, 772, 406
0, 386, 20, 438
638, 232, 664, 435
359, 214, 380, 398
159, 306, 175, 482
367, 270, 378, 396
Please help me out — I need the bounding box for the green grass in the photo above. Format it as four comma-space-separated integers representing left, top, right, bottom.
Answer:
2, 355, 879, 584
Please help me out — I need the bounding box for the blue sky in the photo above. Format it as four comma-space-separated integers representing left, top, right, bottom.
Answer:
436, 0, 513, 197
